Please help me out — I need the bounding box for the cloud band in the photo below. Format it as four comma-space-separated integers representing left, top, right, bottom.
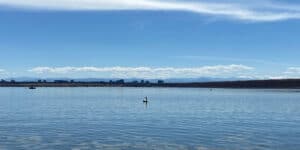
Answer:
28, 65, 254, 79
1, 0, 300, 22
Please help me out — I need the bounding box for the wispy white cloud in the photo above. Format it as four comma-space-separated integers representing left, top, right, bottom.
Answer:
235, 67, 300, 80
238, 75, 297, 80
28, 65, 254, 79
0, 69, 6, 74
177, 55, 292, 67
0, 69, 10, 78
248, 67, 300, 79
1, 0, 300, 21
284, 67, 300, 75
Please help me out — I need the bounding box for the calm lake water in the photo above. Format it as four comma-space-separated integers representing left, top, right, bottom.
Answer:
0, 87, 300, 150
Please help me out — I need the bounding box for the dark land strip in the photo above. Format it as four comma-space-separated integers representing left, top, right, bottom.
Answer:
1, 79, 300, 89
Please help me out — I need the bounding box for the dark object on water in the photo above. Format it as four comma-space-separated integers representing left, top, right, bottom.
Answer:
143, 96, 148, 103
29, 86, 36, 89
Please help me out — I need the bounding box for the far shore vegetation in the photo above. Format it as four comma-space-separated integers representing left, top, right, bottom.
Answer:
1, 79, 300, 89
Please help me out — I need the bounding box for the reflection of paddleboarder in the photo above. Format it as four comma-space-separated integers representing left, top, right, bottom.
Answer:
144, 100, 148, 109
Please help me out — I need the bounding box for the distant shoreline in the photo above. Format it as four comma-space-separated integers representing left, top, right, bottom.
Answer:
1, 79, 300, 89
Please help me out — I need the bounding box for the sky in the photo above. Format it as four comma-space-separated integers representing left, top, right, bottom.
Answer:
1, 0, 300, 79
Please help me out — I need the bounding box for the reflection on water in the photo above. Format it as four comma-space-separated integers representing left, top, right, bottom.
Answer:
0, 87, 300, 150
144, 101, 148, 109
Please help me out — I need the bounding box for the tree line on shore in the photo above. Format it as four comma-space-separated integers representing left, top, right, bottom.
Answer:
1, 78, 300, 88
0, 79, 165, 85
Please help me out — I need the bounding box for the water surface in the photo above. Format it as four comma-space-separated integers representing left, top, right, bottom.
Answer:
0, 87, 299, 150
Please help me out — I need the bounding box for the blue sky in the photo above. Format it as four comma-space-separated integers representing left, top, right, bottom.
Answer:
1, 0, 300, 79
